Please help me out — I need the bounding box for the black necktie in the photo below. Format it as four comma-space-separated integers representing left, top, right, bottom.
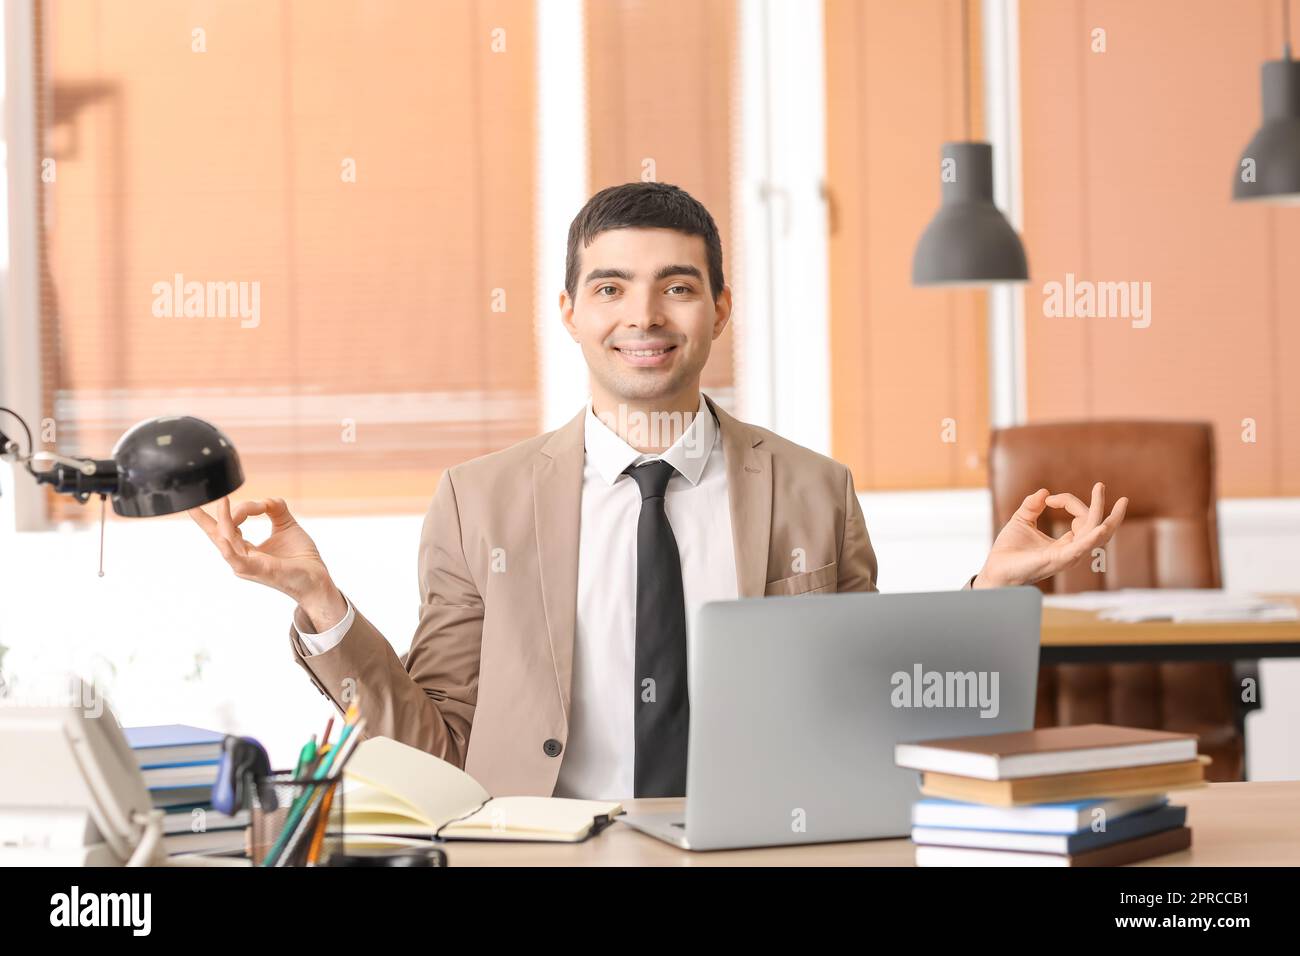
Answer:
625, 460, 689, 798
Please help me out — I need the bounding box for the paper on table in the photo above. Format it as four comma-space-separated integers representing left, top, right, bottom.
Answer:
1042, 589, 1298, 623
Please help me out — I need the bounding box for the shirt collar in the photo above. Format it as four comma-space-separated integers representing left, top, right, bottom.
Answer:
584, 395, 717, 488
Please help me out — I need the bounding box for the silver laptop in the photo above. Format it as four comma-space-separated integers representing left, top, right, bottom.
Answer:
620, 587, 1042, 851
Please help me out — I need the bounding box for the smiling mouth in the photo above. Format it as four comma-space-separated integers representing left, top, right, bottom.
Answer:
615, 346, 676, 357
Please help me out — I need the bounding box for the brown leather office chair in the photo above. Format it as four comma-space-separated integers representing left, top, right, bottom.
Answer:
988, 421, 1244, 781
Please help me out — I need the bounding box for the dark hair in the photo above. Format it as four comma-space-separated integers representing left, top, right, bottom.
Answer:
565, 181, 725, 303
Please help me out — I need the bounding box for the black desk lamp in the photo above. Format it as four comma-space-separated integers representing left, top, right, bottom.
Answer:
0, 408, 243, 517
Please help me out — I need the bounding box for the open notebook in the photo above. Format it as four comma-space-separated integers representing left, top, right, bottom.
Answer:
341, 737, 623, 842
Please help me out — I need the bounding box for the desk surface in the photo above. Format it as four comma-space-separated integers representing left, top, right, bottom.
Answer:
437, 781, 1300, 866
1039, 594, 1300, 662
1041, 594, 1300, 647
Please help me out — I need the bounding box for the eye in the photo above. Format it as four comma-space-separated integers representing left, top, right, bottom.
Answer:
666, 284, 692, 295
595, 284, 619, 297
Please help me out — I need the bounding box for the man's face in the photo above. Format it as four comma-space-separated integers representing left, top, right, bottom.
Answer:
561, 227, 731, 407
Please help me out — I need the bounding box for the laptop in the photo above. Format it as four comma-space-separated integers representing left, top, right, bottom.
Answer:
619, 587, 1042, 850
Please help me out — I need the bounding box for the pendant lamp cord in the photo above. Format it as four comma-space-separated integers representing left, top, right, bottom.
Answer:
961, 0, 972, 140
1286, 0, 1293, 59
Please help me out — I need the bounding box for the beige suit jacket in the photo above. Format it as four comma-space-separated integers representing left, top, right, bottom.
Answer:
288, 395, 880, 796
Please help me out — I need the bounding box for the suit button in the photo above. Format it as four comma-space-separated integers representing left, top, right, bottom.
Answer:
543, 738, 563, 758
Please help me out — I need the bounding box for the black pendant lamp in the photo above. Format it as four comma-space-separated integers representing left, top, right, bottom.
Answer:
0, 411, 243, 516
1233, 0, 1300, 204
913, 1, 1028, 286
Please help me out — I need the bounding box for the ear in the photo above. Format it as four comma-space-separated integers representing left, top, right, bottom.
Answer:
559, 289, 581, 343
711, 284, 733, 341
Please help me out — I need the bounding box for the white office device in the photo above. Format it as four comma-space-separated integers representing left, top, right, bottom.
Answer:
620, 587, 1043, 851
0, 679, 164, 866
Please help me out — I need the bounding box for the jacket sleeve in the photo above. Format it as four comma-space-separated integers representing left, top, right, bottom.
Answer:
287, 470, 483, 768
836, 466, 879, 593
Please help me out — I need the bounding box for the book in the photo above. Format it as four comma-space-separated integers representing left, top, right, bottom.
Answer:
160, 807, 250, 836
920, 756, 1209, 807
895, 724, 1198, 780
124, 724, 225, 768
343, 737, 622, 842
913, 804, 1187, 854
916, 825, 1192, 867
142, 762, 221, 789
912, 794, 1168, 833
149, 786, 217, 809
164, 828, 248, 856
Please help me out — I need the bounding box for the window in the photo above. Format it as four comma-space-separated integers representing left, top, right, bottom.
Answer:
825, 0, 990, 489
585, 0, 739, 404
35, 0, 540, 519
1019, 0, 1300, 496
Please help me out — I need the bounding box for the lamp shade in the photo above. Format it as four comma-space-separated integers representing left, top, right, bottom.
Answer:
913, 142, 1029, 286
110, 416, 244, 517
1233, 59, 1300, 203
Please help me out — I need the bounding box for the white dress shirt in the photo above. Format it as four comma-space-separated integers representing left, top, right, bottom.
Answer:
294, 396, 738, 800
556, 398, 737, 799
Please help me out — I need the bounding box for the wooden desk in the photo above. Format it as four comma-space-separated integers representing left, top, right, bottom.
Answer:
1040, 594, 1300, 663
436, 780, 1300, 866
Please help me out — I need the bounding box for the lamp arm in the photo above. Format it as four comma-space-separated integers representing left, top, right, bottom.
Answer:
0, 407, 120, 502
28, 450, 107, 475
27, 453, 120, 502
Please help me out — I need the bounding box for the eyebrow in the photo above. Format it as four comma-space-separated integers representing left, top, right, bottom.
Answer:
583, 264, 705, 286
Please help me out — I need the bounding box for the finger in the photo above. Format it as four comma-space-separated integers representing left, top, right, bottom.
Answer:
215, 497, 247, 554
231, 499, 270, 527
1050, 532, 1100, 572
1044, 492, 1089, 520
1098, 495, 1129, 538
1076, 500, 1128, 554
1080, 496, 1128, 549
1087, 481, 1106, 529
265, 497, 296, 529
188, 505, 217, 536
1013, 488, 1050, 523
211, 530, 254, 573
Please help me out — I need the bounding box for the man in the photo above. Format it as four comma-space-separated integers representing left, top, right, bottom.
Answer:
190, 182, 1127, 800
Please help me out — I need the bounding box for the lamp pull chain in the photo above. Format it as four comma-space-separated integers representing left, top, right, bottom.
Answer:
98, 494, 107, 577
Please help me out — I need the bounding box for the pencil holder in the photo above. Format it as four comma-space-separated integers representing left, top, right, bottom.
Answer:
247, 770, 346, 867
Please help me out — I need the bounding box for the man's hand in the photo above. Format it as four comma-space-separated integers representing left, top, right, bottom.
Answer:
973, 482, 1128, 589
189, 496, 348, 630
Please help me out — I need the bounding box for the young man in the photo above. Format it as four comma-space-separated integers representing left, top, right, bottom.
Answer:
190, 182, 1127, 800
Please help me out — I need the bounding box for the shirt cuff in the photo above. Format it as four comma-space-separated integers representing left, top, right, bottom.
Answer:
294, 598, 355, 656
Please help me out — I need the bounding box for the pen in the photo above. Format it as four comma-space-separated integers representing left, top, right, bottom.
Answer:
293, 735, 317, 781
306, 742, 332, 779
305, 782, 339, 866
262, 704, 361, 866
275, 717, 367, 867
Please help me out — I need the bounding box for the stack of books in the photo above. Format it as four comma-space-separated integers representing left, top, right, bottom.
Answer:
124, 724, 247, 855
895, 724, 1205, 866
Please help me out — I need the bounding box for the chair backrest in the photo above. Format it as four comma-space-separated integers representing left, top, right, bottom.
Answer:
988, 421, 1221, 593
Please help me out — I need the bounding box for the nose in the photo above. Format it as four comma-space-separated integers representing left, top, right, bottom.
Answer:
621, 286, 665, 332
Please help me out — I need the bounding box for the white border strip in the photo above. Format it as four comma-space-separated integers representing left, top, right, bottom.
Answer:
535, 0, 591, 431
982, 0, 1027, 427
1, 0, 46, 531
737, 0, 831, 453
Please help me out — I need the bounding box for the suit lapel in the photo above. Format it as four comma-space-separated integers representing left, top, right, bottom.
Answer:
709, 396, 772, 598
533, 408, 586, 726
532, 397, 773, 722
